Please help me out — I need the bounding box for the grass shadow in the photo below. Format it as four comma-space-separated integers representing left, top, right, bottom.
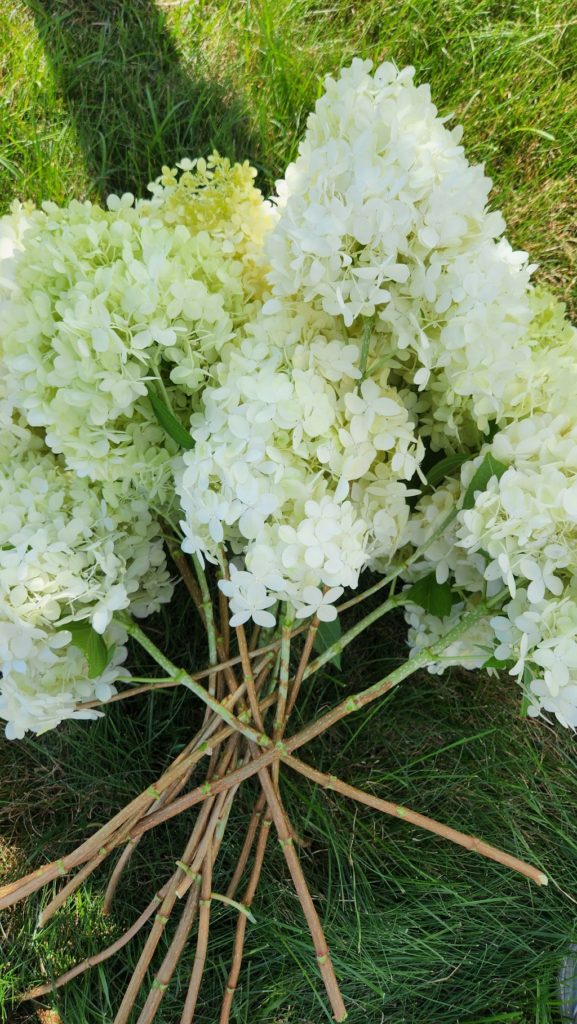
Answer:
26, 0, 260, 199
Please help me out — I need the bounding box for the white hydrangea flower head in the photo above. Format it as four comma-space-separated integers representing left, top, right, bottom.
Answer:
176, 299, 424, 623
0, 420, 173, 731
266, 59, 535, 451
0, 621, 130, 739
0, 155, 272, 491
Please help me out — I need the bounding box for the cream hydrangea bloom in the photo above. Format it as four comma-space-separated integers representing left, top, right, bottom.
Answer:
265, 59, 534, 451
0, 156, 272, 491
402, 305, 577, 730
176, 300, 424, 621
0, 417, 172, 737
0, 623, 130, 740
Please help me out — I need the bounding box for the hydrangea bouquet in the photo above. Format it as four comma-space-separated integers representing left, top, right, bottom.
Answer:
2, 59, 575, 1021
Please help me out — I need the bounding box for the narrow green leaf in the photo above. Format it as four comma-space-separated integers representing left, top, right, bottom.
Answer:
462, 452, 507, 510
482, 655, 515, 672
426, 453, 469, 489
314, 617, 342, 669
60, 621, 111, 679
146, 383, 194, 451
509, 125, 556, 142
520, 665, 535, 718
405, 572, 458, 618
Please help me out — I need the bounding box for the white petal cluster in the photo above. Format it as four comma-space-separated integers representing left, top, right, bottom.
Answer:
0, 154, 270, 737
265, 59, 534, 450
3, 57, 577, 739
0, 419, 172, 736
0, 624, 130, 740
402, 287, 577, 727
176, 301, 423, 620
1, 156, 272, 490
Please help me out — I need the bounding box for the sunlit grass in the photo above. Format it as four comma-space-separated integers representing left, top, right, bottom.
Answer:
1, 1, 577, 1021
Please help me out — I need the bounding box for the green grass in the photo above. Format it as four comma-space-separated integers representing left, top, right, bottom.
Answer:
1, 1, 577, 1021
3, 601, 577, 1023
2, 0, 576, 308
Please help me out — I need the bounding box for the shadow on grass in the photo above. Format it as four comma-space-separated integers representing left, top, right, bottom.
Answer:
26, 0, 259, 199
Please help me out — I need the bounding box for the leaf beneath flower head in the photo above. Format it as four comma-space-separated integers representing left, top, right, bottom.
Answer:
482, 655, 514, 671
426, 453, 469, 489
59, 621, 112, 679
519, 665, 535, 719
314, 617, 342, 668
462, 452, 508, 510
146, 383, 195, 451
404, 572, 458, 618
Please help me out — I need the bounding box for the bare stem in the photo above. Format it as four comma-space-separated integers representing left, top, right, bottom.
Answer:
121, 617, 273, 750
235, 623, 263, 731
112, 800, 216, 1024
284, 754, 548, 887
255, 767, 347, 1021
225, 793, 266, 900
271, 606, 293, 788
20, 883, 171, 1000
135, 876, 201, 1024
168, 547, 206, 625
77, 652, 269, 711
302, 594, 404, 682
285, 615, 319, 721
274, 606, 294, 737
193, 555, 218, 669
103, 724, 219, 914
127, 592, 508, 842
179, 850, 213, 1023
219, 815, 272, 1024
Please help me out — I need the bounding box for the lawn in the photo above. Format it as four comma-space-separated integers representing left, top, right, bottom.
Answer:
1, 1, 577, 1022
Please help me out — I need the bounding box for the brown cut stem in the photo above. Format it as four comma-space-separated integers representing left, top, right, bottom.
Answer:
130, 597, 509, 843
284, 754, 548, 887
255, 766, 347, 1022
175, 788, 230, 900
235, 624, 263, 730
112, 797, 216, 1024
0, 694, 278, 914
169, 547, 206, 626
286, 616, 319, 722
20, 882, 170, 1000
138, 756, 240, 1024
103, 840, 140, 917
219, 815, 272, 1024
135, 874, 201, 1024
179, 851, 213, 1024
225, 793, 267, 901
36, 790, 152, 928
78, 650, 280, 712
218, 577, 230, 658
103, 730, 209, 915
274, 613, 293, 738
271, 611, 293, 788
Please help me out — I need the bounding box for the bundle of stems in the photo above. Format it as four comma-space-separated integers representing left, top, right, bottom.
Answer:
0, 534, 548, 1023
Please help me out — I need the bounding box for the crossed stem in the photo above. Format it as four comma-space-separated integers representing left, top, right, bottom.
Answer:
1, 540, 546, 1023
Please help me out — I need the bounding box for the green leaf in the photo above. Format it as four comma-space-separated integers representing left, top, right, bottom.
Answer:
404, 572, 458, 618
485, 420, 501, 442
314, 616, 342, 669
60, 621, 111, 679
426, 453, 469, 489
146, 383, 194, 451
462, 452, 508, 510
482, 655, 515, 672
520, 665, 535, 718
